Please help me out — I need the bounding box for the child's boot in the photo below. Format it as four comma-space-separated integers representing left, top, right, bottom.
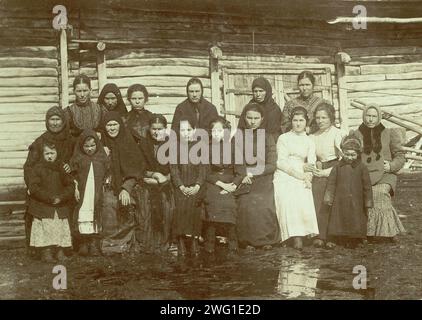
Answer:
41, 247, 56, 263
89, 238, 101, 256
204, 225, 216, 254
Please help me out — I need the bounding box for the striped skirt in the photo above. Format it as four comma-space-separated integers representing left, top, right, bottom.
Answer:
367, 184, 405, 237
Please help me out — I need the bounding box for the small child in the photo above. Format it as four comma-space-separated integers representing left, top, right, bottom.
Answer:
70, 129, 109, 256
324, 132, 374, 248
27, 142, 74, 262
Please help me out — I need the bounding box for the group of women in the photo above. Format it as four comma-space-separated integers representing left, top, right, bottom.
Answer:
23, 70, 406, 262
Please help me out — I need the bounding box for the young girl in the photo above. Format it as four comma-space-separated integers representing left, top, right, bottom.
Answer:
65, 74, 107, 138
27, 142, 74, 262
324, 133, 374, 248
170, 116, 207, 258
124, 84, 153, 140
70, 129, 110, 256
135, 114, 175, 254
203, 116, 241, 255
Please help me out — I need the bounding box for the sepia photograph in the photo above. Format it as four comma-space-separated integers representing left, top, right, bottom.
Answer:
0, 0, 422, 304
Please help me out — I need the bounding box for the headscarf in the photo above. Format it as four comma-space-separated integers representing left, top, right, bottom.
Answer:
237, 77, 282, 136
101, 111, 144, 193
237, 102, 266, 130
97, 83, 127, 116
358, 104, 385, 163
71, 129, 108, 164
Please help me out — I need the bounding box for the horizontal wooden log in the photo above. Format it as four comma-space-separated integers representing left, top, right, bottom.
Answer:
0, 67, 58, 78
361, 63, 422, 75
0, 77, 58, 87
0, 169, 23, 177
402, 147, 422, 155
406, 154, 422, 161
106, 57, 209, 68
0, 186, 26, 202
107, 66, 209, 78
386, 71, 422, 81
220, 60, 335, 72
0, 177, 24, 186
347, 96, 422, 107
344, 46, 422, 57
0, 95, 59, 104
346, 74, 386, 83
345, 66, 361, 76
0, 151, 28, 159
0, 122, 44, 132
349, 54, 422, 66
0, 87, 58, 97
0, 46, 57, 59
108, 76, 211, 89
348, 89, 422, 99
0, 103, 55, 114
0, 57, 58, 68
347, 79, 422, 92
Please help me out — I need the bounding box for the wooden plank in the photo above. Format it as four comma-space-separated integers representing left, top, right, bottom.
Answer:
60, 27, 69, 108
336, 57, 349, 131
105, 57, 209, 68
346, 74, 386, 83
0, 67, 58, 78
348, 89, 422, 99
0, 103, 58, 114
347, 79, 422, 92
386, 71, 422, 80
0, 151, 28, 159
107, 65, 210, 78
0, 158, 25, 169
361, 63, 422, 75
0, 57, 58, 68
0, 87, 58, 97
0, 95, 58, 104
0, 77, 58, 87
97, 49, 107, 93
0, 46, 57, 59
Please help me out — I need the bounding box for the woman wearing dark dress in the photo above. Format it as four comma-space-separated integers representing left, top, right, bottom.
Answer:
235, 102, 280, 250
203, 116, 242, 255
134, 114, 175, 254
97, 83, 128, 116
170, 116, 207, 258
237, 77, 283, 141
65, 74, 108, 138
124, 84, 153, 139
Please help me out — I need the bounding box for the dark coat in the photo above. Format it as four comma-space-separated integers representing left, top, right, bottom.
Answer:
65, 101, 108, 138
324, 160, 373, 238
27, 161, 75, 219
137, 134, 170, 176
354, 127, 405, 194
171, 98, 218, 132
124, 109, 154, 140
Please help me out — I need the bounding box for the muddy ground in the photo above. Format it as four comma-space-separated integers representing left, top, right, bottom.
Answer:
1, 172, 422, 300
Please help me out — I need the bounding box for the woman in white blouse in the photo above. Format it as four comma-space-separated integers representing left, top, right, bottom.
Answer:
273, 106, 319, 250
308, 103, 345, 249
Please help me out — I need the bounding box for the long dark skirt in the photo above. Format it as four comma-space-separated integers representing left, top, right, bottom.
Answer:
312, 160, 338, 240
133, 182, 175, 253
237, 175, 280, 247
100, 188, 137, 254
204, 182, 237, 225
172, 188, 203, 238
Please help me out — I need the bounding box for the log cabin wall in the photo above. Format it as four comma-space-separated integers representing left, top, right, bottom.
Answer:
0, 0, 422, 245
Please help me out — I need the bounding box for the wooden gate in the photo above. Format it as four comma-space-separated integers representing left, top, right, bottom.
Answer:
222, 68, 333, 130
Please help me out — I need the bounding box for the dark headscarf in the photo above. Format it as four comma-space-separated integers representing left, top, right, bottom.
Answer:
237, 77, 282, 137
101, 111, 144, 192
358, 104, 385, 163
97, 83, 127, 116
237, 102, 266, 130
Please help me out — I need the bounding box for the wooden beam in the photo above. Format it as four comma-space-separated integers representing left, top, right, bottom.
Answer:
59, 26, 69, 108
209, 46, 222, 113
335, 52, 350, 131
328, 17, 422, 24
96, 42, 107, 93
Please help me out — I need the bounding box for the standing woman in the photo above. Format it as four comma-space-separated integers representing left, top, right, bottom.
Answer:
354, 104, 406, 242
308, 103, 345, 248
124, 84, 153, 139
135, 114, 175, 254
100, 111, 145, 253
24, 106, 75, 254
65, 74, 108, 138
170, 116, 208, 258
274, 106, 319, 250
236, 102, 280, 250
238, 77, 283, 140
282, 71, 328, 134
97, 83, 128, 117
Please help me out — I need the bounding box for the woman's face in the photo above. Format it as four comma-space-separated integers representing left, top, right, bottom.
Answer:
315, 110, 332, 131
298, 77, 313, 98
129, 91, 146, 110
74, 83, 91, 104
180, 120, 195, 142
211, 122, 225, 142
292, 114, 307, 133
253, 86, 266, 103
106, 120, 120, 138
187, 83, 202, 104
365, 108, 379, 128
104, 92, 118, 110
43, 146, 57, 162
150, 123, 166, 141
47, 115, 64, 133
245, 110, 263, 130
83, 137, 97, 156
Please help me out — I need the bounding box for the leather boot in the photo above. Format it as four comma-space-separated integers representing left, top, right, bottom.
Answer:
191, 237, 200, 257
293, 237, 303, 251
41, 247, 56, 263
177, 237, 187, 257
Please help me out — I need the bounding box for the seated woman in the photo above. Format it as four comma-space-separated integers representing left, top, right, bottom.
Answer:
135, 114, 175, 254
354, 104, 406, 242
235, 102, 280, 251
274, 106, 319, 250
203, 116, 242, 256
97, 83, 128, 116
100, 111, 145, 254
308, 103, 345, 249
